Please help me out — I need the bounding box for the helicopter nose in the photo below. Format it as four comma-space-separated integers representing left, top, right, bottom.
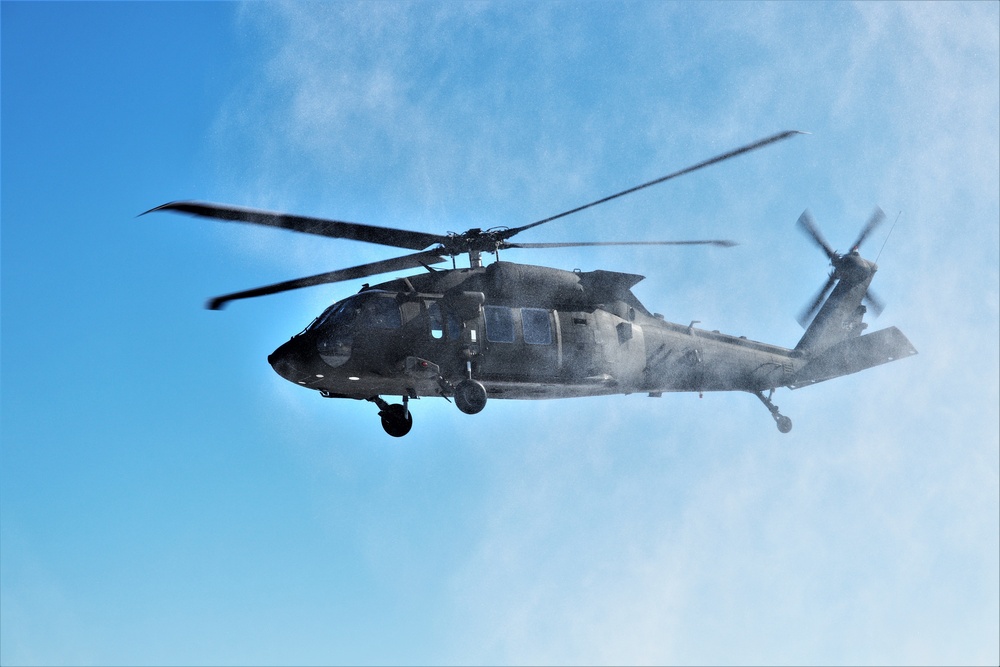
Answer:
268, 338, 315, 384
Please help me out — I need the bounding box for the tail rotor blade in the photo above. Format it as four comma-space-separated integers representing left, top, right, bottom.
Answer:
797, 274, 837, 327
864, 288, 885, 317
851, 206, 886, 251
796, 210, 837, 261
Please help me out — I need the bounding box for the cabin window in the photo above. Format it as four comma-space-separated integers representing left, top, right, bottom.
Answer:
484, 305, 515, 343
521, 308, 552, 345
363, 296, 402, 329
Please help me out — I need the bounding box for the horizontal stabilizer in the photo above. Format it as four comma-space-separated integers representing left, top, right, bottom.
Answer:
788, 326, 917, 389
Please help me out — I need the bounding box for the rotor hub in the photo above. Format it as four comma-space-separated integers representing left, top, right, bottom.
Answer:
833, 252, 877, 281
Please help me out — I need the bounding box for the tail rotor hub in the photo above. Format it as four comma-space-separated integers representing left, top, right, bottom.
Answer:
832, 251, 877, 281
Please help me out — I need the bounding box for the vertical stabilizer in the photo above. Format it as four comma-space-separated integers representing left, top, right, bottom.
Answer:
795, 258, 874, 353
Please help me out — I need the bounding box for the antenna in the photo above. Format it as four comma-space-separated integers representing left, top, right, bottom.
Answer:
875, 211, 902, 264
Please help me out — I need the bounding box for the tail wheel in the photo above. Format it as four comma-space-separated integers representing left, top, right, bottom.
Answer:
753, 389, 793, 435
454, 379, 488, 415
776, 415, 793, 433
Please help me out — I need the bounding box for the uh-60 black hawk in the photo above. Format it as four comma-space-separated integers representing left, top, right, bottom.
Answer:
145, 131, 916, 437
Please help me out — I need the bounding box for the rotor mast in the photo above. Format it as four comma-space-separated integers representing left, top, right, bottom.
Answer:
469, 249, 483, 268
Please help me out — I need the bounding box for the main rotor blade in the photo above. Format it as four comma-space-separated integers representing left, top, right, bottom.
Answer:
206, 249, 447, 310
797, 274, 837, 327
796, 209, 837, 261
851, 206, 886, 252
144, 201, 449, 252
502, 130, 806, 240
504, 239, 738, 249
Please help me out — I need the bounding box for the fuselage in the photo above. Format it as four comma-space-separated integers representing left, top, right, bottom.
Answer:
267, 261, 805, 402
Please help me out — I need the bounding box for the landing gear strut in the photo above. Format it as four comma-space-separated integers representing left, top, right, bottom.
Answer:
370, 396, 413, 437
753, 389, 793, 433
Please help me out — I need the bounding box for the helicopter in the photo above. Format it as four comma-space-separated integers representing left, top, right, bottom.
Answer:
144, 131, 917, 437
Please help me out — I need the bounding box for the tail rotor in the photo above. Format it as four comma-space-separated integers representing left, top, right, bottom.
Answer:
797, 273, 838, 327
795, 207, 886, 327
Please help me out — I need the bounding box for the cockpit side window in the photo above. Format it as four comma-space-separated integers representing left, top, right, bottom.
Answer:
363, 296, 402, 329
429, 302, 445, 339
428, 301, 462, 340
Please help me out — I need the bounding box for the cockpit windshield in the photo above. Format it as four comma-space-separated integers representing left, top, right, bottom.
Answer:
304, 300, 353, 333
304, 292, 401, 333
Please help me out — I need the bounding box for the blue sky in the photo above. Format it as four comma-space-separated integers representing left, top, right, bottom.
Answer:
2, 2, 998, 665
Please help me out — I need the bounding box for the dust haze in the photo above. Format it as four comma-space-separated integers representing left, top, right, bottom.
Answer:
211, 3, 999, 664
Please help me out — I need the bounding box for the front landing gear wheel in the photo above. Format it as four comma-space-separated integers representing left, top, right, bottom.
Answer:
454, 379, 487, 415
379, 404, 413, 437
